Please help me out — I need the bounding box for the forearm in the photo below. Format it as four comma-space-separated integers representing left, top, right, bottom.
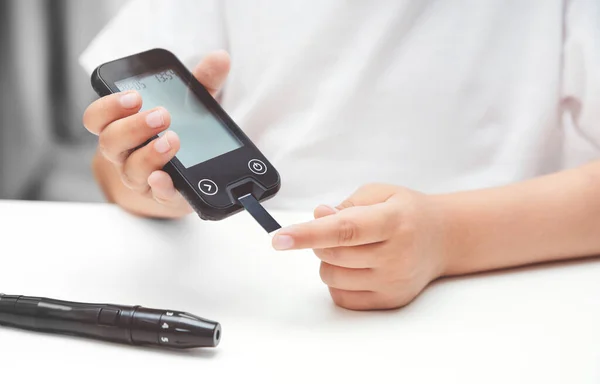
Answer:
92, 149, 180, 218
437, 160, 600, 276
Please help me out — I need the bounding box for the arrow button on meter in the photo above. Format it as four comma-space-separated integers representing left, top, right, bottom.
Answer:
198, 179, 218, 196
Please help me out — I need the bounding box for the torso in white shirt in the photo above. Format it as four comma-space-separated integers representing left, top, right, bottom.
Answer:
80, 0, 600, 210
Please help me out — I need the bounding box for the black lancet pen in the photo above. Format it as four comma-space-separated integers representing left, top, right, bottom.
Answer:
0, 293, 221, 349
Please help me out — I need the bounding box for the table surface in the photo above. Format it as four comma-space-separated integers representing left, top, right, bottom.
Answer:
0, 199, 599, 383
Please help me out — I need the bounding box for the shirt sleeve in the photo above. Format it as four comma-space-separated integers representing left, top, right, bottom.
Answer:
78, 0, 227, 75
561, 0, 600, 152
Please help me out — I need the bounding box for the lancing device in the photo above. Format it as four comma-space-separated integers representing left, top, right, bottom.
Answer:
0, 294, 221, 349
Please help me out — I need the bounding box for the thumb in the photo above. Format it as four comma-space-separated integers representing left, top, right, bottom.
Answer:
192, 50, 231, 97
314, 183, 397, 219
335, 183, 398, 210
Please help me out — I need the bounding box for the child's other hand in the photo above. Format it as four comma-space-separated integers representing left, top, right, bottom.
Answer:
271, 183, 450, 310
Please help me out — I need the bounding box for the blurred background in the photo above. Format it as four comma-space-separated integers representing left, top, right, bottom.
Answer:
0, 0, 128, 202
1, 0, 598, 206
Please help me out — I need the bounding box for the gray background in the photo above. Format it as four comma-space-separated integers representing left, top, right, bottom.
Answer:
0, 0, 128, 203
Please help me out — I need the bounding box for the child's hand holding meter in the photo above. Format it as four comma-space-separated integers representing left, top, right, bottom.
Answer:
82, 50, 231, 219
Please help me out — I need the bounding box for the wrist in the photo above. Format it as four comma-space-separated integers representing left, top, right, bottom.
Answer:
428, 164, 600, 278
428, 192, 473, 278
429, 187, 508, 278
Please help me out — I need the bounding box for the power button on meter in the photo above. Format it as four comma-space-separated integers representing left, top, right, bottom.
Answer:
248, 159, 267, 175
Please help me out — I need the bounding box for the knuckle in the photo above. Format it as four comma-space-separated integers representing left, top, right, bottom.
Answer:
82, 108, 93, 132
153, 183, 186, 208
336, 199, 355, 210
319, 262, 336, 286
337, 218, 358, 245
123, 167, 150, 194
381, 209, 402, 239
330, 289, 370, 311
125, 175, 146, 193
316, 248, 338, 263
83, 98, 108, 132
381, 290, 413, 310
117, 115, 145, 148
399, 217, 417, 239
152, 192, 172, 206
124, 177, 149, 195
98, 96, 111, 115
98, 134, 109, 152
138, 144, 155, 167
97, 134, 118, 163
361, 183, 378, 191
119, 165, 145, 191
122, 117, 141, 144
377, 246, 398, 268
330, 289, 350, 308
97, 132, 109, 152
93, 97, 112, 126
119, 170, 136, 190
369, 182, 389, 190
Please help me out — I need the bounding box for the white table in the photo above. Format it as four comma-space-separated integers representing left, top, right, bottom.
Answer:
1, 200, 599, 383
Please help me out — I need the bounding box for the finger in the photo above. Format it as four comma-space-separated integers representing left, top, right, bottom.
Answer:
147, 170, 192, 213
83, 91, 142, 135
99, 107, 170, 164
192, 50, 231, 96
336, 183, 398, 210
121, 131, 180, 193
327, 287, 389, 311
319, 262, 375, 291
313, 242, 385, 269
273, 203, 398, 250
313, 204, 338, 219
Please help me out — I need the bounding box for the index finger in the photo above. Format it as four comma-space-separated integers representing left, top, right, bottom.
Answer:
272, 203, 397, 250
82, 91, 142, 135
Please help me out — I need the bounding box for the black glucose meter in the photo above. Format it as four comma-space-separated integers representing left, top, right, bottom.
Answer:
91, 48, 281, 231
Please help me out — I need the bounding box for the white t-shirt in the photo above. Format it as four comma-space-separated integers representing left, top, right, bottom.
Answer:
80, 0, 600, 211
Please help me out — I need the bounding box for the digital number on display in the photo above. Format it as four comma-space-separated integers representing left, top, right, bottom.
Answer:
116, 69, 177, 91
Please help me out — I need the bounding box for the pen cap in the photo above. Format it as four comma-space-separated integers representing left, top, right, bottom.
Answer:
157, 311, 221, 348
